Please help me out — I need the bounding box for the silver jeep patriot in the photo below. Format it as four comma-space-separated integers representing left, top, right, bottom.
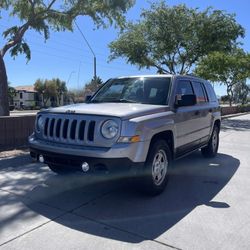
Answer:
29, 75, 221, 195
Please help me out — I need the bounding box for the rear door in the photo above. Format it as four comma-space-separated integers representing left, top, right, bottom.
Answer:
191, 81, 211, 144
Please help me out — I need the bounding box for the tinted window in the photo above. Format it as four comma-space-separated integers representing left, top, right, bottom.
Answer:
205, 82, 218, 102
192, 81, 207, 103
176, 80, 194, 95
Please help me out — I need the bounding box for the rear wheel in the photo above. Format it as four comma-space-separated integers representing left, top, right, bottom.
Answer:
141, 140, 171, 195
201, 125, 219, 158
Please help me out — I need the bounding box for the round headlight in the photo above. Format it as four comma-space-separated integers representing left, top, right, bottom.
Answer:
101, 120, 119, 139
36, 116, 45, 132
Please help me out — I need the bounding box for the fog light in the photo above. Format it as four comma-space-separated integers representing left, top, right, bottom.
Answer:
81, 162, 89, 172
38, 155, 44, 163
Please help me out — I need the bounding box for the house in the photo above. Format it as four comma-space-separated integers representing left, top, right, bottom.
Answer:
13, 85, 66, 109
13, 85, 39, 109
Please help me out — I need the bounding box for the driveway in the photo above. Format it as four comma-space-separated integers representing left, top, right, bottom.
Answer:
0, 114, 250, 250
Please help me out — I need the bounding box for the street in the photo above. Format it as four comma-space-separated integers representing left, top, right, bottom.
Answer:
0, 114, 250, 250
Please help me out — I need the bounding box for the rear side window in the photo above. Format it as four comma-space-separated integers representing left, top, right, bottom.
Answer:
192, 81, 208, 103
205, 82, 218, 102
176, 80, 194, 95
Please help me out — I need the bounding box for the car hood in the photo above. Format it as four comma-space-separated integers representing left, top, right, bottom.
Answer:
43, 103, 170, 119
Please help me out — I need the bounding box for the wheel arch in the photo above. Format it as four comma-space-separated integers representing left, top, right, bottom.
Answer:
148, 130, 174, 159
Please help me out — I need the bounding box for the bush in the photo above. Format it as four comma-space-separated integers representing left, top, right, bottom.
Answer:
238, 104, 250, 113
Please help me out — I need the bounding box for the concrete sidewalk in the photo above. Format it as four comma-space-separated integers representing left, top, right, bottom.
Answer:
0, 114, 250, 249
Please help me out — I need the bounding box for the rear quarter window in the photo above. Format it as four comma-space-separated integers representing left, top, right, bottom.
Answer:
205, 82, 218, 102
192, 81, 208, 103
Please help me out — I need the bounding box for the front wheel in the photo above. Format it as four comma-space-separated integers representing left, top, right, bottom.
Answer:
201, 125, 219, 158
142, 140, 172, 196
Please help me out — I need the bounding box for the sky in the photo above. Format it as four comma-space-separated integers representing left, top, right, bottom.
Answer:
1, 0, 250, 96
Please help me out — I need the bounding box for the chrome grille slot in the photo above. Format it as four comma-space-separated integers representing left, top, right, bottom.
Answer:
44, 118, 49, 136
49, 119, 55, 137
70, 120, 77, 140
55, 119, 61, 138
62, 119, 69, 139
78, 120, 85, 141
88, 121, 96, 141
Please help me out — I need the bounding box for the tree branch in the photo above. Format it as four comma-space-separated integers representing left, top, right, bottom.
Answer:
28, 0, 35, 15
153, 62, 171, 74
176, 46, 186, 74
1, 22, 30, 57
47, 0, 57, 11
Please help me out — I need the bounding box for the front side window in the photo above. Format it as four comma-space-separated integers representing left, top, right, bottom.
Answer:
90, 77, 171, 105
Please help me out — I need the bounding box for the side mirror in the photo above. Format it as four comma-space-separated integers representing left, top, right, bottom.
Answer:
175, 94, 197, 107
85, 95, 92, 102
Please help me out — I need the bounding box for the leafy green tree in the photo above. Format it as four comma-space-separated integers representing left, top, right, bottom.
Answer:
109, 2, 244, 75
84, 76, 103, 93
65, 76, 104, 104
0, 0, 134, 116
35, 78, 68, 107
53, 78, 67, 105
34, 78, 46, 107
44, 80, 58, 107
233, 81, 250, 104
66, 89, 85, 104
195, 49, 250, 106
220, 95, 230, 104
8, 86, 16, 99
7, 82, 16, 105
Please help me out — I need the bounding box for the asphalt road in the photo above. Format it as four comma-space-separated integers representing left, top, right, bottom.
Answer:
0, 114, 250, 250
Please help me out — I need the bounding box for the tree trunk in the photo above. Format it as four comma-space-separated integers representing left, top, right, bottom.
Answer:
227, 85, 233, 107
0, 55, 9, 116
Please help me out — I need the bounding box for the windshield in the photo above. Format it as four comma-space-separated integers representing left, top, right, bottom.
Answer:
90, 77, 171, 105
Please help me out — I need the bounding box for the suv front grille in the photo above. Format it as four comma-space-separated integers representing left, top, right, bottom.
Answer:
42, 116, 96, 144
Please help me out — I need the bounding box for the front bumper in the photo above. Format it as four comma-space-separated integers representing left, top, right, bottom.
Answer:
29, 134, 150, 162
29, 135, 146, 175
30, 148, 144, 175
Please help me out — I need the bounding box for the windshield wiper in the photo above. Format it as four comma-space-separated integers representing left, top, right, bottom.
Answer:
90, 99, 138, 103
114, 99, 138, 103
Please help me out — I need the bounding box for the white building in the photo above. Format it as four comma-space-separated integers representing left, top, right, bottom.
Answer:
13, 86, 39, 109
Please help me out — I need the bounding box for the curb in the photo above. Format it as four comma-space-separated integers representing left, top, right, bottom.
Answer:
221, 112, 250, 120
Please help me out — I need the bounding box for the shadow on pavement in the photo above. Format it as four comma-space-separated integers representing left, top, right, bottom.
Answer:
24, 151, 239, 243
222, 118, 250, 131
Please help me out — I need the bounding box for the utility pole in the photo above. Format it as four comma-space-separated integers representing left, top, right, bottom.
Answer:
74, 20, 97, 82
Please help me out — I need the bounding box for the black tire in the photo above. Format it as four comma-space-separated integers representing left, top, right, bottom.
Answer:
201, 125, 219, 158
141, 140, 172, 196
48, 164, 66, 174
